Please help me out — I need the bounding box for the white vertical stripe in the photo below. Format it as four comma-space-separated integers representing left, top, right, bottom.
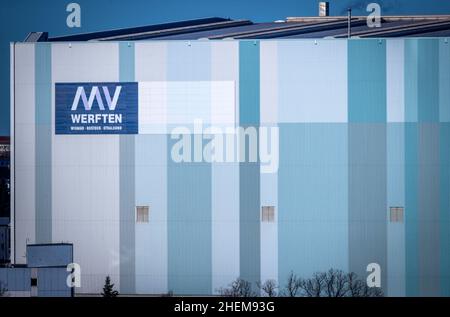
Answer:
387, 40, 405, 123
260, 172, 278, 285
13, 44, 36, 264
139, 81, 234, 130
138, 81, 167, 134
51, 42, 120, 293
260, 41, 279, 286
134, 42, 168, 294
211, 41, 240, 293
136, 42, 168, 135
211, 81, 236, 127
10, 43, 15, 264
277, 40, 347, 123
260, 41, 278, 125
134, 135, 168, 294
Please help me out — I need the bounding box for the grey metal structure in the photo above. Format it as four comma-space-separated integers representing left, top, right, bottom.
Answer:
25, 15, 450, 42
0, 244, 73, 297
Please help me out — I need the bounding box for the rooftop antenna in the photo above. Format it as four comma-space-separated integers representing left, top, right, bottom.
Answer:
347, 8, 352, 38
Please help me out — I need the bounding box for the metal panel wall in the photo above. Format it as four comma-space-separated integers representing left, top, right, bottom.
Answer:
10, 39, 450, 296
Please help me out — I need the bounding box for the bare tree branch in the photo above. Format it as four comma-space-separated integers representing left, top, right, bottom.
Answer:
257, 279, 278, 297
218, 278, 256, 297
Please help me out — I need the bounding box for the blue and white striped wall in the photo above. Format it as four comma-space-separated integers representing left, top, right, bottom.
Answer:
11, 38, 450, 296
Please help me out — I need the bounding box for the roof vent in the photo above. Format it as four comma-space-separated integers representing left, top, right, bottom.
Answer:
319, 2, 329, 17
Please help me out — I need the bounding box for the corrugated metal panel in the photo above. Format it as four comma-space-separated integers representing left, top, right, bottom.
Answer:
47, 17, 238, 42
37, 267, 72, 297
96, 19, 253, 41
0, 267, 31, 292
334, 20, 450, 38
25, 16, 450, 42
27, 244, 73, 268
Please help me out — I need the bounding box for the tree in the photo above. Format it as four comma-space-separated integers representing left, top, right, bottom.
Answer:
282, 271, 302, 297
101, 276, 118, 297
218, 278, 255, 297
299, 271, 326, 297
297, 269, 383, 297
257, 279, 278, 297
323, 269, 348, 297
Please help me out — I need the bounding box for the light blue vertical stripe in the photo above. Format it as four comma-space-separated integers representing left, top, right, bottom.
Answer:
405, 123, 419, 296
348, 39, 387, 290
278, 123, 348, 283
348, 124, 387, 287
239, 41, 260, 125
404, 39, 420, 296
439, 40, 450, 123
239, 41, 260, 290
405, 39, 441, 296
167, 41, 212, 295
120, 42, 135, 81
260, 159, 278, 283
440, 123, 450, 296
387, 123, 405, 296
277, 40, 348, 123
348, 39, 386, 123
119, 42, 135, 294
416, 40, 440, 296
417, 39, 439, 123
418, 124, 440, 296
35, 43, 52, 244
135, 135, 167, 294
167, 155, 211, 294
405, 40, 419, 123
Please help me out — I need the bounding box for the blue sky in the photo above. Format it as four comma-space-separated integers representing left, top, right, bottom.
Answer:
1, 0, 450, 135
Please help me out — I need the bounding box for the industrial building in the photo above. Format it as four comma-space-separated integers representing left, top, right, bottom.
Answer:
0, 244, 73, 296
8, 12, 450, 296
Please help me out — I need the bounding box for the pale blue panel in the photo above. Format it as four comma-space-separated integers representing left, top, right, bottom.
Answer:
405, 40, 419, 123
27, 244, 73, 268
35, 43, 52, 244
348, 124, 387, 288
348, 40, 386, 123
119, 135, 135, 294
278, 40, 347, 123
387, 123, 405, 296
260, 168, 278, 283
440, 123, 450, 296
135, 134, 167, 294
278, 123, 348, 283
167, 155, 212, 295
239, 41, 260, 290
405, 123, 419, 296
260, 169, 278, 209
211, 162, 240, 292
167, 41, 211, 80
440, 40, 450, 122
119, 42, 135, 81
417, 39, 439, 123
0, 268, 30, 291
418, 124, 440, 296
348, 39, 387, 290
386, 39, 405, 123
167, 41, 212, 295
239, 41, 260, 125
119, 42, 136, 294
37, 267, 72, 297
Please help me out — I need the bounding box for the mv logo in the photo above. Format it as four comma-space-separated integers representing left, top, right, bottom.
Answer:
71, 86, 122, 111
